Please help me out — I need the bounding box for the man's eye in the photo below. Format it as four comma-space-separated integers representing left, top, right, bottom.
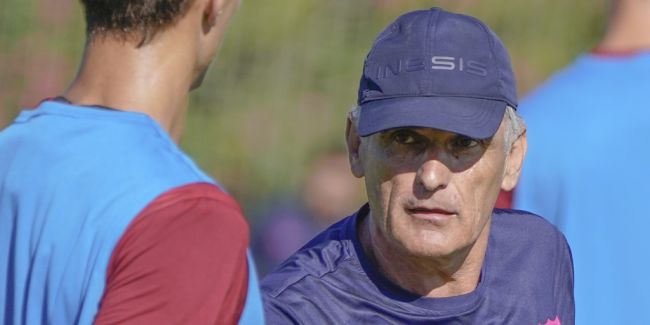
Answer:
392, 131, 420, 145
451, 136, 480, 150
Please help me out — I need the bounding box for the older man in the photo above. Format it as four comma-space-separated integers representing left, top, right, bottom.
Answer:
261, 7, 574, 324
0, 0, 263, 324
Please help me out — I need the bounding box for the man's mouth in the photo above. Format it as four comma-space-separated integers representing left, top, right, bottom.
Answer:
406, 206, 456, 222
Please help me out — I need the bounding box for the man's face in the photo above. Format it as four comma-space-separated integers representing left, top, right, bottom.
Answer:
352, 119, 513, 260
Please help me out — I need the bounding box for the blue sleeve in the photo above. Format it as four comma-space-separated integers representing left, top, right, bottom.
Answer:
238, 252, 266, 325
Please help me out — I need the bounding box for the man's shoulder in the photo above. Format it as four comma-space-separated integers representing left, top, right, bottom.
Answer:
490, 209, 570, 259
34, 101, 213, 184
520, 56, 596, 114
492, 209, 565, 239
261, 215, 358, 299
486, 212, 574, 323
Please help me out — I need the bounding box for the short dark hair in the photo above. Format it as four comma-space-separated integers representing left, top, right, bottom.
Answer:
80, 0, 195, 44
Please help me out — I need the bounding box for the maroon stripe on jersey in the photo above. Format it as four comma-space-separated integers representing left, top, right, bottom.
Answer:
94, 183, 250, 324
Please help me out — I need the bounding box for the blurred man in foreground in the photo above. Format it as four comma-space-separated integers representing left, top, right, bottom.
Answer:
514, 0, 650, 323
261, 7, 574, 324
0, 0, 264, 323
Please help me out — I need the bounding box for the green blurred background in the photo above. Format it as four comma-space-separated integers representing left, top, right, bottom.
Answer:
0, 0, 606, 218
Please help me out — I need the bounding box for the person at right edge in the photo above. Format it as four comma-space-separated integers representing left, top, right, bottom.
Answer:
261, 7, 575, 325
514, 0, 650, 324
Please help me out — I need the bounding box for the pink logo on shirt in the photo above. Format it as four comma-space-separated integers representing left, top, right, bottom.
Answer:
538, 316, 561, 325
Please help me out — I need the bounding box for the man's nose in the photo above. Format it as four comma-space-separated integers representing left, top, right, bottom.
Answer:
415, 156, 452, 193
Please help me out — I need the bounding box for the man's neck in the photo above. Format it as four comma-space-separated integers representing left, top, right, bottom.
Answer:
599, 0, 650, 52
358, 211, 490, 298
63, 36, 198, 142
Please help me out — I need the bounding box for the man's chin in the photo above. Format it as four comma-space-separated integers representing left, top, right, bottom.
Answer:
395, 230, 456, 259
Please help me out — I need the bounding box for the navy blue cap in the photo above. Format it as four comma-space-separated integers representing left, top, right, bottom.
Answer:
357, 8, 517, 139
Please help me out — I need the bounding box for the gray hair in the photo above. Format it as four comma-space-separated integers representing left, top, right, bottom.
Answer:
347, 105, 525, 153
503, 106, 526, 154
347, 105, 362, 129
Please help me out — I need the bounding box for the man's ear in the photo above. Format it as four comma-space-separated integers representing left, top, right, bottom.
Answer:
501, 130, 527, 191
346, 118, 365, 178
203, 0, 227, 30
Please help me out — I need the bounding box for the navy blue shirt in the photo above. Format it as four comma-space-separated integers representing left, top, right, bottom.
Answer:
261, 205, 574, 324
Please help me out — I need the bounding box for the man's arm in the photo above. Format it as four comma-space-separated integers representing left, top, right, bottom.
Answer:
94, 183, 249, 324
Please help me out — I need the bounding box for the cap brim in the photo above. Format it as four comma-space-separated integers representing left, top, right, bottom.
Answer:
358, 96, 507, 139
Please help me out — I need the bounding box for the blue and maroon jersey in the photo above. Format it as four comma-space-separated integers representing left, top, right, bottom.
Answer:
0, 100, 264, 324
262, 205, 574, 324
